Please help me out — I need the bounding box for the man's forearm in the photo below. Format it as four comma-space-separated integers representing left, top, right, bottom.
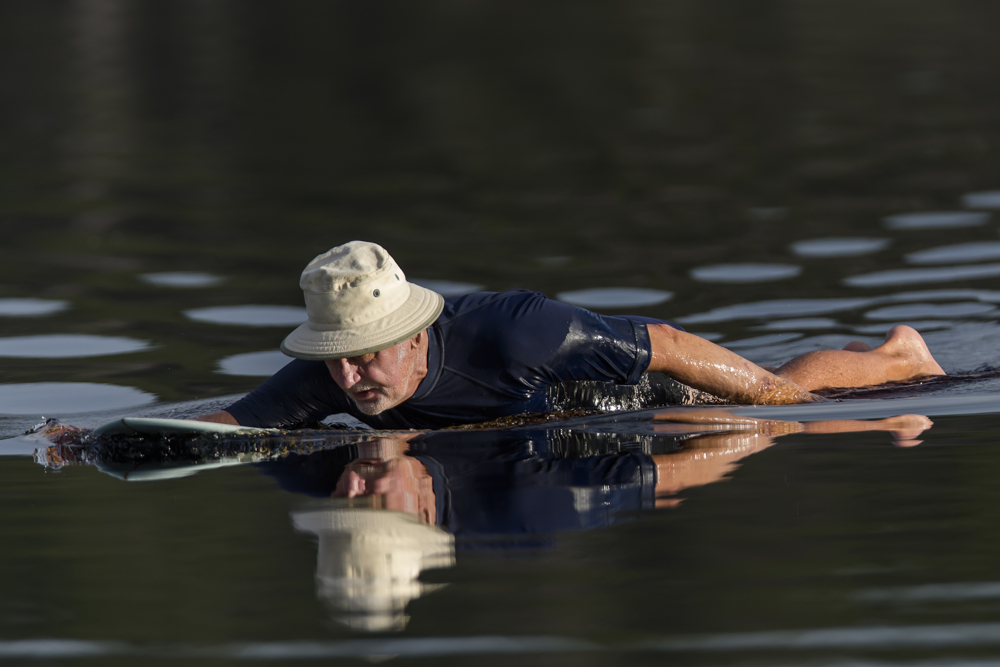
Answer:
645, 324, 817, 405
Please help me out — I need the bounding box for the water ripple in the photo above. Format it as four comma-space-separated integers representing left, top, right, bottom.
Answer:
678, 298, 876, 324
557, 287, 672, 308
790, 238, 890, 258
883, 211, 990, 229
722, 333, 803, 349
217, 350, 290, 376
0, 383, 155, 415
690, 263, 801, 283
140, 272, 224, 288
0, 334, 150, 358
753, 318, 841, 330
962, 190, 1000, 209
0, 298, 68, 316
184, 305, 307, 326
907, 242, 1000, 265
410, 279, 483, 296
864, 302, 997, 320
845, 264, 1000, 287
856, 582, 1000, 603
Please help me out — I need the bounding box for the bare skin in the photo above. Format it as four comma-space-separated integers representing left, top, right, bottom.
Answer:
647, 324, 819, 405
772, 325, 945, 391
195, 322, 946, 423
196, 332, 430, 425
647, 323, 945, 405
313, 414, 934, 518
651, 413, 933, 507
322, 332, 429, 415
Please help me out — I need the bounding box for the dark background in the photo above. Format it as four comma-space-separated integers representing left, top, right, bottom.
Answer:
4, 0, 1000, 401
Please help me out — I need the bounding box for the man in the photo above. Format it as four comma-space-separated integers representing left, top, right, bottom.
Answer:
197, 241, 945, 430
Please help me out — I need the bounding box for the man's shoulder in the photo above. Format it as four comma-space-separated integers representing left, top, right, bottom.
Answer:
438, 289, 551, 324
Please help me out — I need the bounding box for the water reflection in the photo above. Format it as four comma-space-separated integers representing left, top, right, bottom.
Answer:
883, 211, 990, 230
844, 263, 1000, 287
410, 279, 483, 296
683, 290, 1000, 326
292, 504, 454, 633
0, 334, 150, 358
790, 238, 890, 258
752, 318, 840, 331
884, 289, 1000, 303
722, 333, 803, 349
678, 298, 876, 324
853, 320, 958, 334
0, 383, 155, 414
906, 241, 1000, 265
0, 299, 68, 317
863, 303, 997, 320
25, 409, 934, 631
962, 191, 1000, 209
140, 272, 224, 288
556, 287, 673, 308
216, 350, 288, 376
184, 305, 307, 326
689, 263, 801, 283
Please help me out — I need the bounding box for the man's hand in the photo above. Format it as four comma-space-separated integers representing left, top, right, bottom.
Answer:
191, 410, 239, 425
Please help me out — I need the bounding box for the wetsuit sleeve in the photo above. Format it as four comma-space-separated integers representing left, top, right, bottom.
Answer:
225, 359, 349, 428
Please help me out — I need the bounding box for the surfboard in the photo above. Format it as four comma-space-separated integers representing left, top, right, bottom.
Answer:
91, 417, 276, 437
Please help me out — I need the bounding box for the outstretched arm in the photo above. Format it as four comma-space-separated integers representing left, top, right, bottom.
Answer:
646, 324, 818, 405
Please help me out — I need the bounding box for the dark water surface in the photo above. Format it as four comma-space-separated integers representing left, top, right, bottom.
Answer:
6, 1, 1000, 664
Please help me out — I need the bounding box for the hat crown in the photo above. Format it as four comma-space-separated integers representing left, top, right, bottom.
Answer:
300, 241, 410, 329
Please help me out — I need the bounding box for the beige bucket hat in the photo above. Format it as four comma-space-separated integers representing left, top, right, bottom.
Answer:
280, 241, 444, 360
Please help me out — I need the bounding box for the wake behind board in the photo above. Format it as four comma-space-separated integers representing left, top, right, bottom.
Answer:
92, 417, 276, 437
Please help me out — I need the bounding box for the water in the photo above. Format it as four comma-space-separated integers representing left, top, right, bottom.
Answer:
7, 1, 1000, 664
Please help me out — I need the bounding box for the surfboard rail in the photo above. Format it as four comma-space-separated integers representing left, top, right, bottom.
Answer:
91, 417, 276, 437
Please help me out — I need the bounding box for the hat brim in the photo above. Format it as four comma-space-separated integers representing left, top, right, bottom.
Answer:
280, 283, 444, 360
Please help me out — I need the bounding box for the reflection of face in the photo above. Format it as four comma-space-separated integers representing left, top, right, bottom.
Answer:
334, 452, 437, 526
324, 337, 422, 415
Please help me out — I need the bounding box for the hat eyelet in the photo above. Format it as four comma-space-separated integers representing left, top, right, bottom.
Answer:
373, 289, 381, 298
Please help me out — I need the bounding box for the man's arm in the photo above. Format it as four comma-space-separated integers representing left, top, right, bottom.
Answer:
646, 323, 817, 405
192, 410, 239, 425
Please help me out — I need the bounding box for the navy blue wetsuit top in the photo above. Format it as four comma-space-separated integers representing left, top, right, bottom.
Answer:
226, 289, 673, 430
256, 429, 660, 545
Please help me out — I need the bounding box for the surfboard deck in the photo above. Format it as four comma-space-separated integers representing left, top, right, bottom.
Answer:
92, 417, 275, 437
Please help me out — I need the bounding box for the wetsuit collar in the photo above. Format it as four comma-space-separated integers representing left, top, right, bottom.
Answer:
409, 324, 443, 402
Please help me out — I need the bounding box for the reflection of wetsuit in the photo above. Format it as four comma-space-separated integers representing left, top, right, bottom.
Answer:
420, 451, 655, 544
227, 290, 678, 429
259, 429, 668, 546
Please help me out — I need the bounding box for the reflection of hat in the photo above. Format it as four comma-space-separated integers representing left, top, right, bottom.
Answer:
292, 506, 455, 633
280, 242, 444, 360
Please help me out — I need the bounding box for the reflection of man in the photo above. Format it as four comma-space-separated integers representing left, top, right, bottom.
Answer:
292, 504, 454, 633
197, 241, 945, 429
264, 414, 933, 537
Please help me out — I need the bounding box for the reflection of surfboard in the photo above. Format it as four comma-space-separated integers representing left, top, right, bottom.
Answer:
92, 417, 275, 437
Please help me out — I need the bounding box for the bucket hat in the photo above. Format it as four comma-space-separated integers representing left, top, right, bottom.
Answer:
280, 241, 444, 360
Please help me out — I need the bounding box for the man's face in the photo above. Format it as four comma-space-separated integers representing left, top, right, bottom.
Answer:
332, 438, 437, 525
325, 336, 423, 415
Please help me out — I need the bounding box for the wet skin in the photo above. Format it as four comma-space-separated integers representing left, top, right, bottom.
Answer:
323, 332, 428, 415
323, 414, 935, 520
194, 323, 946, 424
646, 323, 946, 405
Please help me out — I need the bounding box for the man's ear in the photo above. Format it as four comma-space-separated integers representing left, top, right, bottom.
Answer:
410, 330, 425, 348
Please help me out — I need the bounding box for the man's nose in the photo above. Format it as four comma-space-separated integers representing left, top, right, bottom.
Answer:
326, 358, 360, 389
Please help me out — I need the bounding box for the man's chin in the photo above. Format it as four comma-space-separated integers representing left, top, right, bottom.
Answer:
350, 394, 392, 415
